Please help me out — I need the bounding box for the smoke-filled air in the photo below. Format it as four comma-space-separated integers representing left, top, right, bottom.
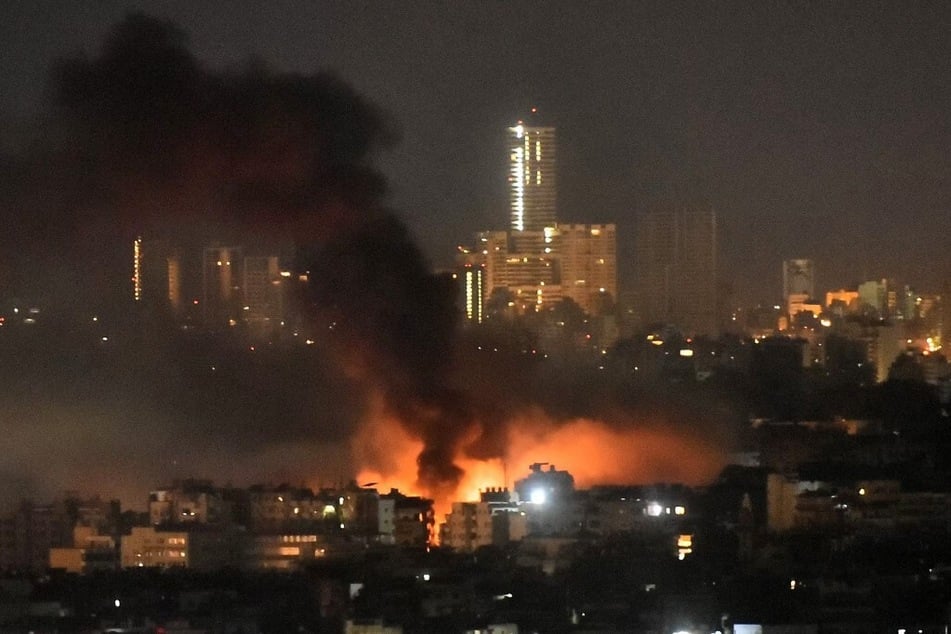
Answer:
0, 14, 733, 512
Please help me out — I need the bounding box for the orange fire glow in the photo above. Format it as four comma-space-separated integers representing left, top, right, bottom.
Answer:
353, 398, 727, 528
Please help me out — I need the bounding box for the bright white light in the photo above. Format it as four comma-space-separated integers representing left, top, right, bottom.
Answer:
679, 349, 694, 357
646, 502, 663, 517
530, 488, 547, 505
114, 599, 121, 608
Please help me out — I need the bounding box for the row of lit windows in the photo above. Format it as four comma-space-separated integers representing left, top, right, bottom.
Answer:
281, 534, 318, 543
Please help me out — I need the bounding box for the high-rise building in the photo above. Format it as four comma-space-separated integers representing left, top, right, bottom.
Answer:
783, 259, 815, 317
128, 236, 180, 311
464, 121, 615, 318
508, 123, 557, 232
557, 223, 617, 315
167, 254, 183, 316
858, 279, 887, 318
782, 259, 815, 301
461, 230, 561, 315
243, 255, 283, 326
132, 237, 143, 302
498, 121, 560, 312
202, 246, 243, 327
633, 204, 718, 336
461, 263, 486, 324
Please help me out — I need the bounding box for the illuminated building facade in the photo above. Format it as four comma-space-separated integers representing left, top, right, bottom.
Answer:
633, 204, 718, 336
49, 526, 116, 573
461, 122, 614, 317
149, 481, 229, 526
508, 123, 557, 233
787, 293, 822, 319
866, 322, 905, 383
243, 255, 283, 327
128, 236, 182, 311
460, 262, 486, 323
440, 490, 527, 553
826, 288, 859, 315
167, 254, 183, 316
132, 237, 143, 302
463, 229, 561, 315
121, 526, 243, 570
858, 279, 888, 317
557, 223, 617, 315
202, 246, 243, 327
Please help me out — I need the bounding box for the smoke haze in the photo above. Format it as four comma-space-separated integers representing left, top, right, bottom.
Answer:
0, 14, 737, 510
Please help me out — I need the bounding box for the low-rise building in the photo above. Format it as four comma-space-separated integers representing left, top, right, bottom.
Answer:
121, 525, 245, 570
48, 525, 116, 573
441, 489, 528, 552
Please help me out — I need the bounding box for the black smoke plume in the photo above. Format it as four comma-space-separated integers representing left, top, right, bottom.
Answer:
301, 214, 467, 492
0, 14, 738, 507
7, 13, 472, 496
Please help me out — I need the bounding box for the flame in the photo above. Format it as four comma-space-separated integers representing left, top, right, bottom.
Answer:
352, 399, 726, 533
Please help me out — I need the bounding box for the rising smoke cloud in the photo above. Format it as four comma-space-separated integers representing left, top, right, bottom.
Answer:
0, 14, 736, 508
3, 13, 475, 500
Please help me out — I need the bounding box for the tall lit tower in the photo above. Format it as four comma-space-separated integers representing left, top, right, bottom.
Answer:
508, 122, 557, 232
132, 237, 143, 302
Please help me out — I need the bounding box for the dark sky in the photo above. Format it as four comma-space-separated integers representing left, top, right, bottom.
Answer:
2, 1, 950, 305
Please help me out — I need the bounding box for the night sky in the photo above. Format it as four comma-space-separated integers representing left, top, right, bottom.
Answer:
1, 1, 948, 509
2, 1, 950, 304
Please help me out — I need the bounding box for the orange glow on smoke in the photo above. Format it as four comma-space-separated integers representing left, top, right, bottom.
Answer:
352, 403, 424, 495
503, 410, 724, 489
353, 401, 726, 529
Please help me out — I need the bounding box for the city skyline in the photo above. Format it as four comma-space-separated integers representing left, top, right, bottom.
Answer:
2, 2, 950, 305
0, 8, 949, 631
0, 3, 947, 537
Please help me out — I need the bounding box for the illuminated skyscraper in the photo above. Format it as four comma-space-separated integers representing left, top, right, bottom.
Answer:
456, 261, 485, 324
132, 237, 143, 302
634, 204, 718, 336
508, 123, 557, 232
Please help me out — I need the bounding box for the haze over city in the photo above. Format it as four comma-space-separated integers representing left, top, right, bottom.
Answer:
0, 7, 741, 508
2, 1, 950, 305
0, 0, 948, 505
2, 5, 951, 632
